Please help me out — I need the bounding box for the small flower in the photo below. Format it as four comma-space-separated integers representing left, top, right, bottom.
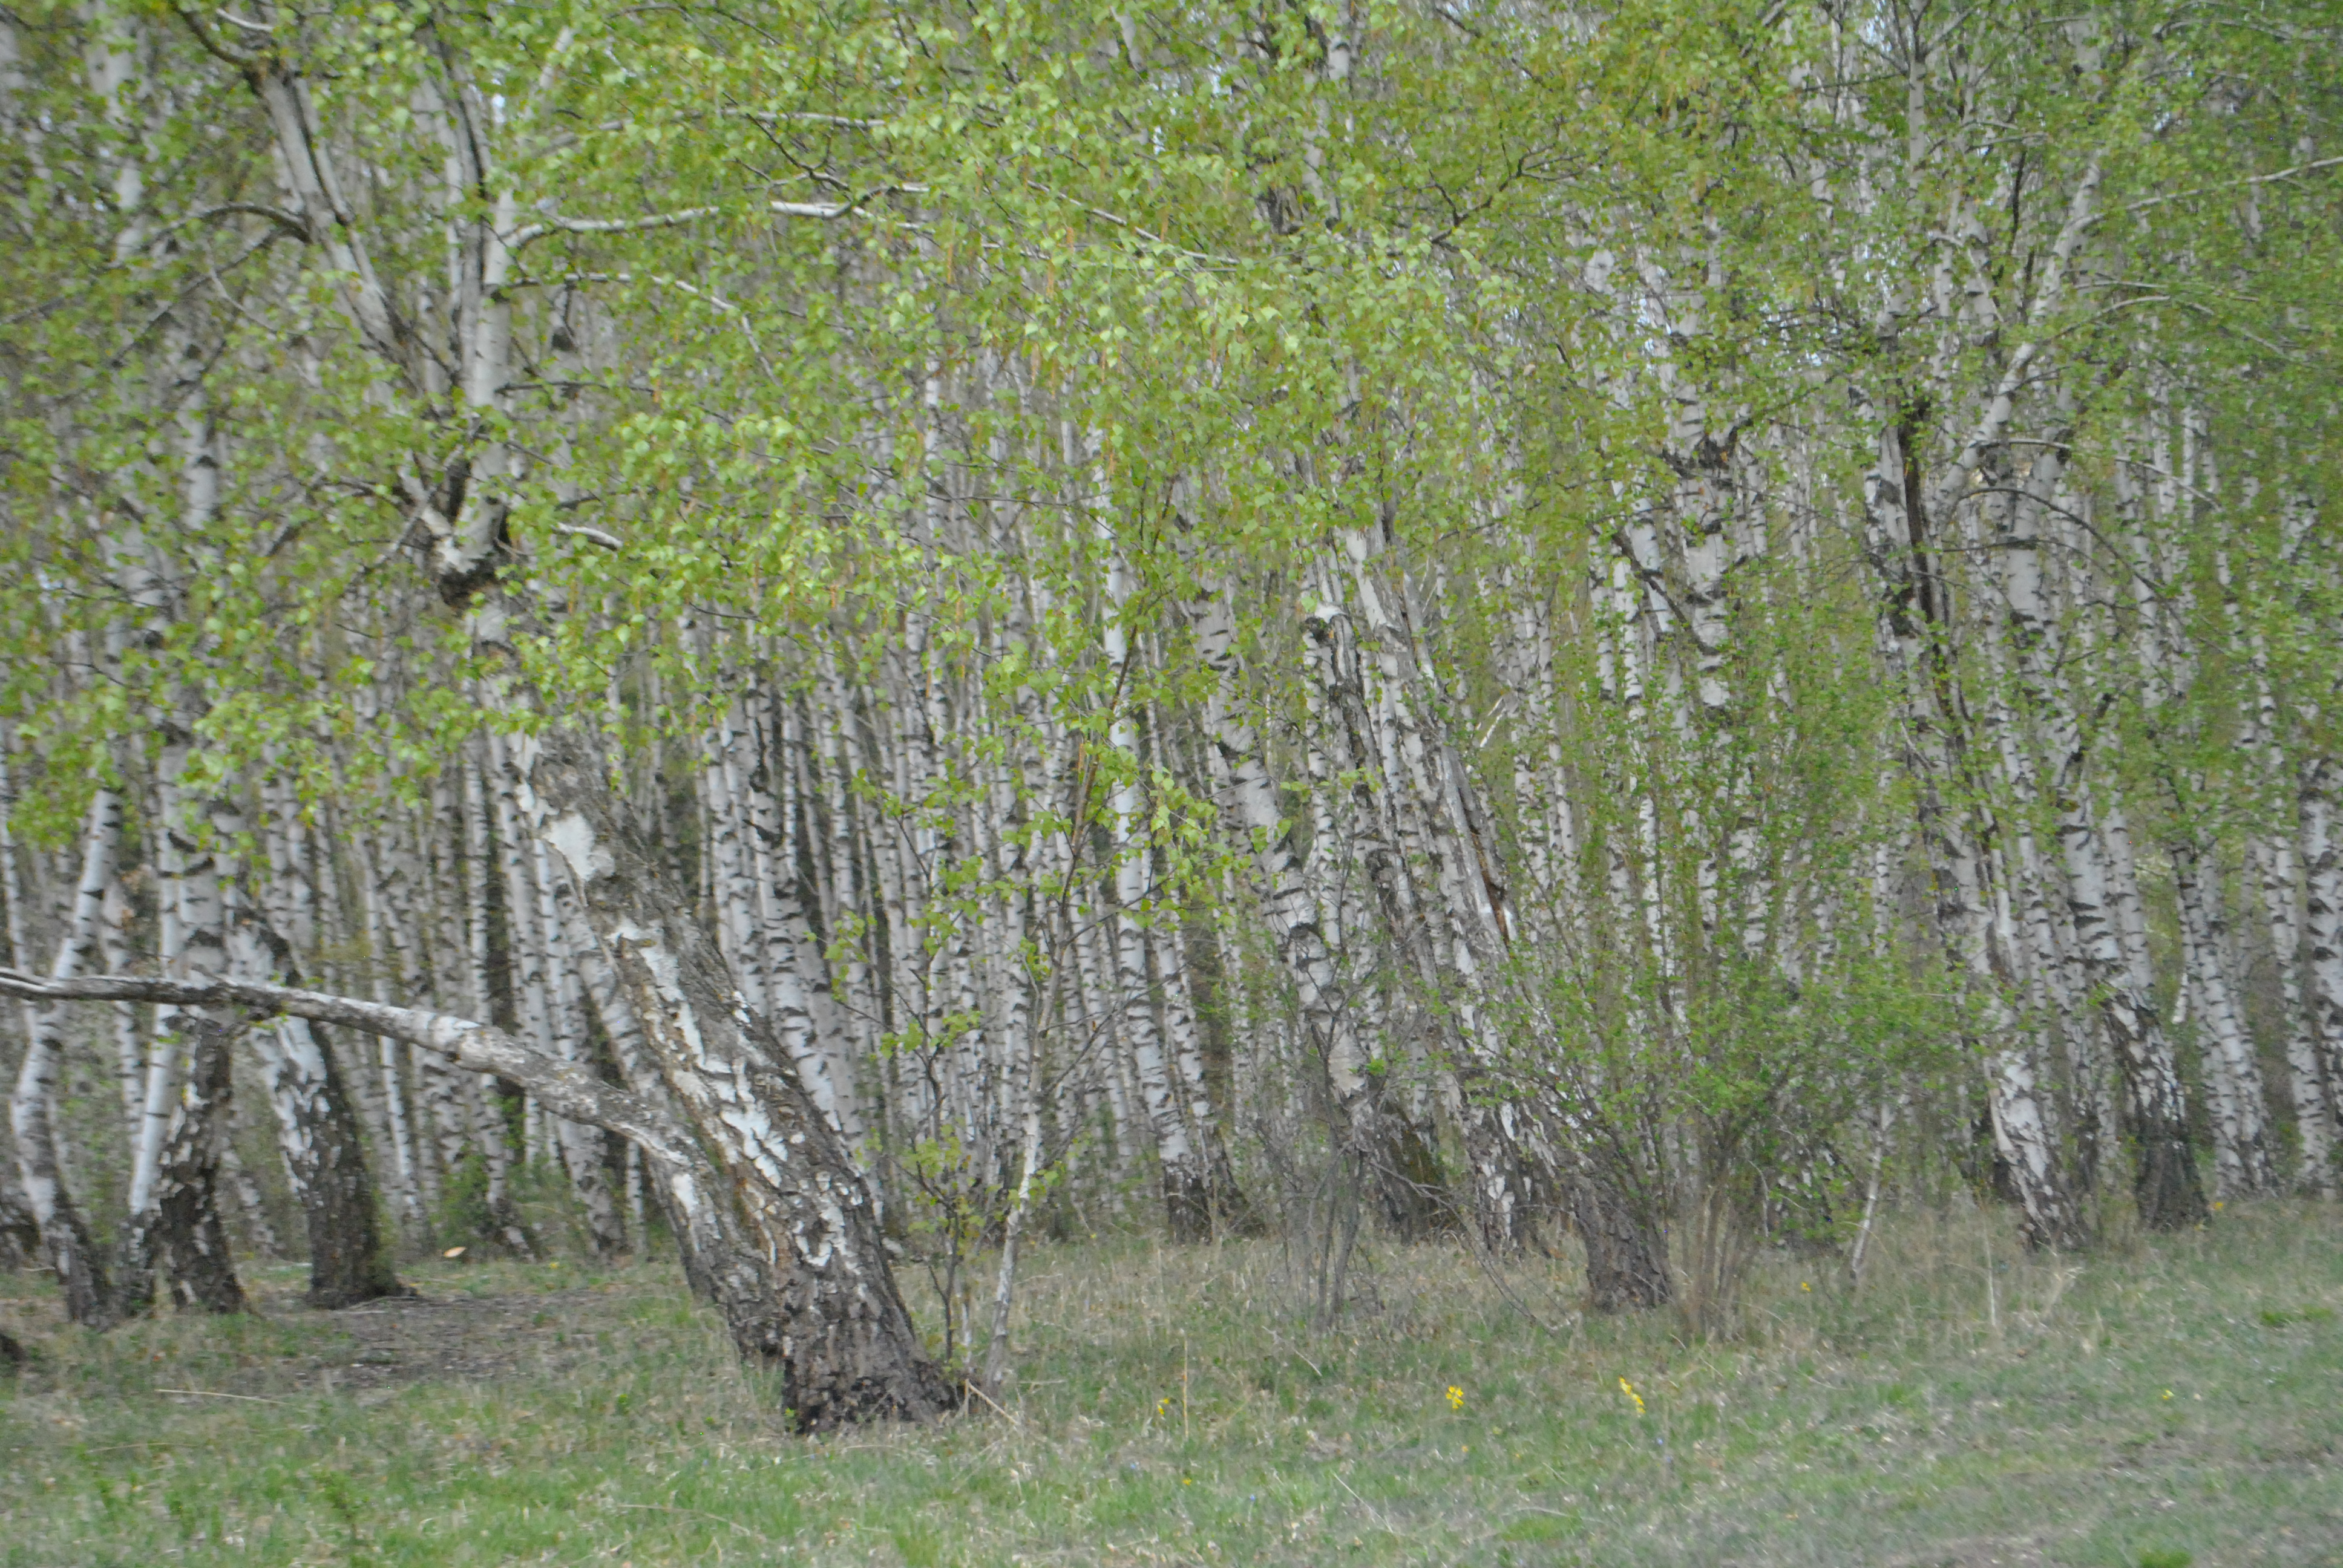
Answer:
1800, 1281, 1811, 1292
1618, 1377, 1645, 1414
2212, 1201, 2226, 1211
1446, 1385, 1466, 1411
2161, 1390, 2175, 1400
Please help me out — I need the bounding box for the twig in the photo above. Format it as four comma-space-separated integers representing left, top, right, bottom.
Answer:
2121, 154, 2343, 215
1331, 1471, 1407, 1538
962, 1376, 1021, 1425
552, 523, 624, 551
154, 1387, 284, 1404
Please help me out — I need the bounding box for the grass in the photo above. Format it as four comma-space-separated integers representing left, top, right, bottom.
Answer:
3, 1200, 2341, 1566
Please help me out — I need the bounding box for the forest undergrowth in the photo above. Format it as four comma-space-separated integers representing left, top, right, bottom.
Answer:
4, 1201, 2340, 1567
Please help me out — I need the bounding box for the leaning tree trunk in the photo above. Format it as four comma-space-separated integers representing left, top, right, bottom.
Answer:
521, 725, 954, 1428
0, 949, 947, 1428
229, 912, 406, 1309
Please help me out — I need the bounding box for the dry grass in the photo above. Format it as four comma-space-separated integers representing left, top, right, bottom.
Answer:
4, 1198, 2341, 1566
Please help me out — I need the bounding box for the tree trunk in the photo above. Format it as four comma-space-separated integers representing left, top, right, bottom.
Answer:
9, 787, 120, 1325
460, 753, 531, 1252
2058, 791, 2208, 1229
2174, 835, 2276, 1198
146, 1018, 247, 1313
523, 726, 954, 1428
2300, 756, 2343, 1192
2252, 829, 2333, 1195
116, 735, 249, 1319
1566, 1157, 1672, 1313
229, 913, 406, 1308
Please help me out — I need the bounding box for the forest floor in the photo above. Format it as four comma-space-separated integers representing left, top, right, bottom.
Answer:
3, 1198, 2341, 1567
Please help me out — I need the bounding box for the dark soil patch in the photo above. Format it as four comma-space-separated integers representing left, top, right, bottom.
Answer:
257, 1282, 615, 1399
3, 1270, 626, 1403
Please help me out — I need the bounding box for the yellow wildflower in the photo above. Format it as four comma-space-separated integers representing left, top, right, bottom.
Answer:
1446, 1385, 1466, 1411
1618, 1377, 1645, 1414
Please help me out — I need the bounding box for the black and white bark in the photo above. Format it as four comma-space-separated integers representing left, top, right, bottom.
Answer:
514, 725, 954, 1427
9, 786, 121, 1324
143, 1017, 247, 1313
113, 734, 247, 1319
235, 811, 407, 1307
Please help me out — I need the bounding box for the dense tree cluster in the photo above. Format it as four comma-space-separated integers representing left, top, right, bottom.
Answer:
2, 0, 2338, 1423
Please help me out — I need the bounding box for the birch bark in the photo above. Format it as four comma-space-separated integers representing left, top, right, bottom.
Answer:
8, 786, 120, 1323
519, 727, 951, 1426
2301, 756, 2343, 1190
2174, 838, 2277, 1197
244, 799, 405, 1305
115, 726, 246, 1318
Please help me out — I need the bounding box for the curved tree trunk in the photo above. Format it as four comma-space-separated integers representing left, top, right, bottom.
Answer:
4, 837, 953, 1429
523, 727, 954, 1428
229, 920, 406, 1308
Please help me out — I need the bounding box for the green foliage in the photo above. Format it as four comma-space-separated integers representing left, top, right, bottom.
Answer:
4, 0, 2341, 1318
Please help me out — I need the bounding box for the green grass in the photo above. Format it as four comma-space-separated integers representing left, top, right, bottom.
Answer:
4, 1201, 2341, 1566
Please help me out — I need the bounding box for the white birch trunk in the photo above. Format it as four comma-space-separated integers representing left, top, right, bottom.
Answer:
2252, 827, 2332, 1192
460, 754, 525, 1241
9, 785, 121, 1322
357, 824, 428, 1236
2174, 838, 2276, 1197
2299, 756, 2343, 1192
534, 832, 623, 1251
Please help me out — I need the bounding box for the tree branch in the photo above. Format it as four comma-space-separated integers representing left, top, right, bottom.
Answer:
511, 206, 727, 249
2121, 154, 2343, 216
0, 969, 700, 1172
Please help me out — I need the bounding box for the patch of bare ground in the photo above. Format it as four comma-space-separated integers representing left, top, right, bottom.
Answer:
2, 1264, 635, 1405
234, 1279, 619, 1400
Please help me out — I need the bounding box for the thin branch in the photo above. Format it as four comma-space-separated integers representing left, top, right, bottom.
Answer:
2120, 154, 2343, 216
146, 202, 312, 244
511, 206, 725, 249
552, 523, 624, 550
